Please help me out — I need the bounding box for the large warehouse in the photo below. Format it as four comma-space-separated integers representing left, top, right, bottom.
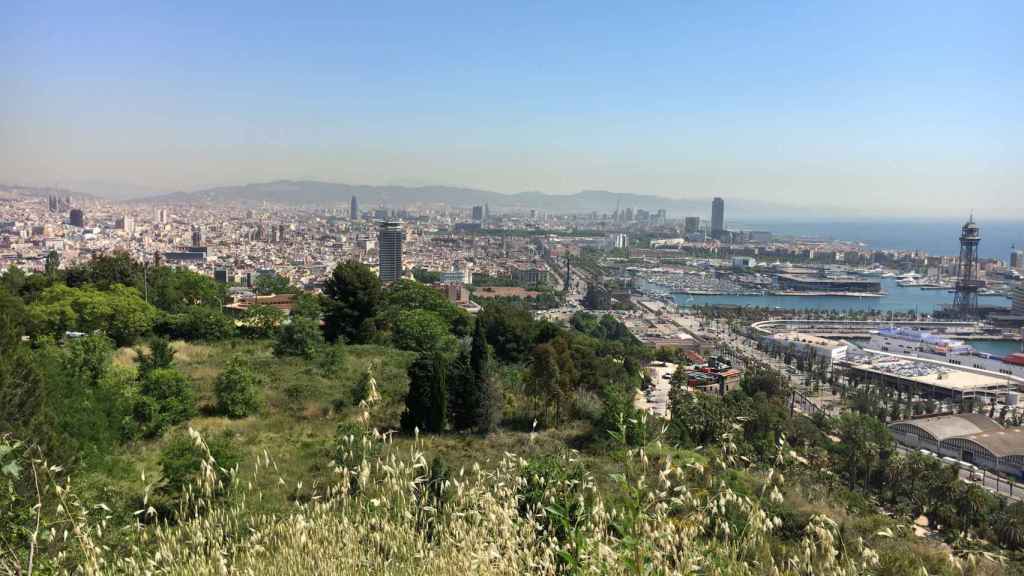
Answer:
889, 414, 1024, 478
776, 274, 881, 293
845, 354, 1013, 403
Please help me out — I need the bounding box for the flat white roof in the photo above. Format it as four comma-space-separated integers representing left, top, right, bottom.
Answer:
774, 332, 846, 349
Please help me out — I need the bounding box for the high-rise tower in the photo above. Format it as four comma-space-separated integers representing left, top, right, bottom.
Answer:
377, 221, 405, 282
953, 216, 983, 318
711, 197, 725, 239
351, 196, 359, 221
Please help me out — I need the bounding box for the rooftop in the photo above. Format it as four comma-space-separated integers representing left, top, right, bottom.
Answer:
850, 356, 1012, 392
891, 413, 1001, 441
773, 331, 846, 349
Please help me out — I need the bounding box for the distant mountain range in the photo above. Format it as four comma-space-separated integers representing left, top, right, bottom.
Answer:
137, 180, 806, 219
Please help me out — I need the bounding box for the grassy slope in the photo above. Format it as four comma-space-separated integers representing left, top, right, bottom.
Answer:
75, 339, 1000, 575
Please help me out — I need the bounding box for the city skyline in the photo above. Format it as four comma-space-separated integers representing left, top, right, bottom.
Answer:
3, 1, 1022, 218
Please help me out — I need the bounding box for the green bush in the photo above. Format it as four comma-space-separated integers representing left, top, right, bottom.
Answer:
135, 336, 175, 377
138, 368, 196, 436
240, 305, 285, 339
214, 361, 263, 418
159, 431, 241, 496
274, 317, 324, 359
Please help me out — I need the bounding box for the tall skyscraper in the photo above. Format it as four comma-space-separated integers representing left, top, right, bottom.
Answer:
69, 208, 85, 227
711, 197, 725, 238
1011, 246, 1023, 270
684, 216, 701, 234
377, 221, 405, 282
191, 225, 204, 248
117, 214, 135, 236
157, 208, 168, 224
350, 195, 359, 220
472, 205, 485, 221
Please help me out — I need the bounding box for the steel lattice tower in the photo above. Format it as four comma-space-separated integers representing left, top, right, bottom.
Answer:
953, 216, 982, 318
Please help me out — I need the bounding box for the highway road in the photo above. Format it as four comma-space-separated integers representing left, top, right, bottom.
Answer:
894, 445, 1023, 501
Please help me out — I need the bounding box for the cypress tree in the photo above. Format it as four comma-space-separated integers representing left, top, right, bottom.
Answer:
427, 352, 448, 433
401, 353, 448, 434
448, 351, 475, 431
470, 320, 501, 433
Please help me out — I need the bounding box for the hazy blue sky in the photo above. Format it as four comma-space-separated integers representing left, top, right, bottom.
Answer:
2, 1, 1021, 216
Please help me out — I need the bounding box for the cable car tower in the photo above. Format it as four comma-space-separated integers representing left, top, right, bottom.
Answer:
953, 215, 983, 318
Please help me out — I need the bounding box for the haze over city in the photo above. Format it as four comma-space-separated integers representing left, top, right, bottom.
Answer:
3, 1, 1022, 217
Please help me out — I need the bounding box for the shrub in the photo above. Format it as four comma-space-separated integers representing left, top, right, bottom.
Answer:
159, 431, 241, 496
136, 336, 175, 377
214, 361, 263, 418
138, 368, 196, 435
240, 305, 285, 339
274, 316, 324, 359
317, 344, 347, 377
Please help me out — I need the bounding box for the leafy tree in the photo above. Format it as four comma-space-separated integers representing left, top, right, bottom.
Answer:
27, 284, 157, 346
323, 261, 382, 343
65, 252, 144, 291
20, 336, 134, 461
997, 502, 1024, 550
0, 300, 43, 437
412, 267, 442, 284
214, 361, 263, 418
274, 316, 324, 359
44, 250, 61, 282
160, 306, 236, 341
382, 279, 471, 336
240, 304, 285, 338
401, 352, 448, 434
526, 342, 564, 426
137, 368, 196, 436
668, 390, 730, 447
290, 292, 323, 320
136, 336, 175, 378
741, 366, 789, 399
833, 412, 892, 490
478, 301, 535, 363
147, 267, 226, 313
391, 309, 458, 355
253, 272, 294, 295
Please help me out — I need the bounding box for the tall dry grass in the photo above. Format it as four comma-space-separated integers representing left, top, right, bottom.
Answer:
27, 416, 900, 576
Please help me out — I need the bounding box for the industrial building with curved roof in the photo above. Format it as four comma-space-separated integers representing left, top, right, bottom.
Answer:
889, 414, 1024, 477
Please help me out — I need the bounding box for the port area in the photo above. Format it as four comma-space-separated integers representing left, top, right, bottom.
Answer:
673, 290, 884, 298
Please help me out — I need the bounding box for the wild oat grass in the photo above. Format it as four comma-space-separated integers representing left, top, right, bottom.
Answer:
32, 419, 897, 576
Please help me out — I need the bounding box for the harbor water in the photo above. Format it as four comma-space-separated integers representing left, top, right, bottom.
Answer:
672, 278, 1010, 314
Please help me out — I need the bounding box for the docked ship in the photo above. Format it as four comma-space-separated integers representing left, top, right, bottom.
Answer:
865, 327, 1024, 381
